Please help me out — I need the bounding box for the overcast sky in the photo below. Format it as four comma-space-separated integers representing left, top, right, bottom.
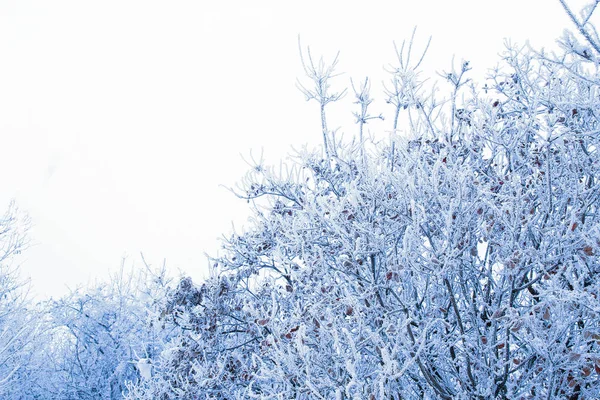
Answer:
0, 1, 573, 298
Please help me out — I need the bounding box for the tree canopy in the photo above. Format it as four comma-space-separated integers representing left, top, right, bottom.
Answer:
126, 2, 600, 399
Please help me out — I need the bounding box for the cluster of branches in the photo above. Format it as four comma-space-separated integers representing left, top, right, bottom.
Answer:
0, 251, 175, 400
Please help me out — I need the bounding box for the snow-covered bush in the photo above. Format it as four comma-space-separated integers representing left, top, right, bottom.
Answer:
133, 2, 600, 398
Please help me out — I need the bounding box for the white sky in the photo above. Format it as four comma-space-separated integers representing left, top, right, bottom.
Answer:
0, 1, 573, 298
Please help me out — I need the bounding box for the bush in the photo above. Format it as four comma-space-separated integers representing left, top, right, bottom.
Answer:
134, 2, 600, 398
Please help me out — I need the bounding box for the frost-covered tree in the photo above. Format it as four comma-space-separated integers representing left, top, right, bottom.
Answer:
29, 259, 172, 399
130, 2, 600, 399
0, 202, 46, 399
